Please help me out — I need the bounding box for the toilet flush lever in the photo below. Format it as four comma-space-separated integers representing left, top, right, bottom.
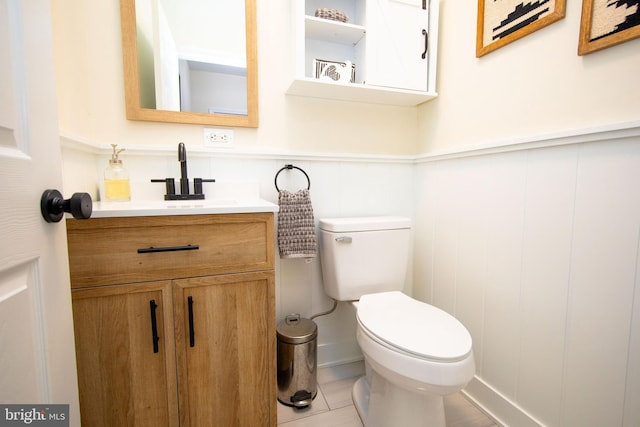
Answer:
335, 236, 352, 244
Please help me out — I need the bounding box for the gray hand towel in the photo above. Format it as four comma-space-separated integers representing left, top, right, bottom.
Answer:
277, 189, 317, 258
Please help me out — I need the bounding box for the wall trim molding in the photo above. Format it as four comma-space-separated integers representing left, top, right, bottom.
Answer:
59, 132, 416, 164
415, 120, 640, 163
61, 120, 640, 165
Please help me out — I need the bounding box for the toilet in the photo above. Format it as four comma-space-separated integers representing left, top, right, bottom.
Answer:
318, 216, 475, 427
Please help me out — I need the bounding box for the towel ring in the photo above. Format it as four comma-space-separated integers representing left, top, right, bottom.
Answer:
274, 164, 311, 192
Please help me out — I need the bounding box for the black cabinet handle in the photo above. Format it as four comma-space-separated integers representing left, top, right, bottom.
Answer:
188, 296, 195, 347
138, 244, 199, 254
150, 300, 160, 353
421, 29, 428, 59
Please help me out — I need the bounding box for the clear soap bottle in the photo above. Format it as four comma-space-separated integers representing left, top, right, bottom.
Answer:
104, 144, 131, 201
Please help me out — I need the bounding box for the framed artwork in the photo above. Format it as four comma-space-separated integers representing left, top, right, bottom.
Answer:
578, 0, 640, 55
313, 59, 356, 84
476, 0, 567, 57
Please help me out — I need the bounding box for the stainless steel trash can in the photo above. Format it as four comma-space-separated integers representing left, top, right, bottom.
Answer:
277, 314, 317, 408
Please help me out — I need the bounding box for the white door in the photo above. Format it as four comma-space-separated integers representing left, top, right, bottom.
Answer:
366, 0, 429, 91
0, 0, 80, 424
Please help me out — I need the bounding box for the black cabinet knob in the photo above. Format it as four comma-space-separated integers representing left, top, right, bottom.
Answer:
40, 189, 92, 223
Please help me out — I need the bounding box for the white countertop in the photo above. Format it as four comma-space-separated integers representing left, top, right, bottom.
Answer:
84, 198, 278, 218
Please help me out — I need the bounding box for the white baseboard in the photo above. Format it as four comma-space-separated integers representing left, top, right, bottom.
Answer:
317, 341, 363, 369
464, 376, 547, 427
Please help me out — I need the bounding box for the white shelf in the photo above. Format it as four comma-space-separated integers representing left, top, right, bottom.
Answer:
305, 16, 366, 45
287, 78, 437, 106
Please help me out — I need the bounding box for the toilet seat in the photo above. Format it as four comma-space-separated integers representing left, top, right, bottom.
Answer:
357, 291, 472, 362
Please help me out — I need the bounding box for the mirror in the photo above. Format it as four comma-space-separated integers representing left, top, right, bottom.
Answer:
120, 0, 258, 127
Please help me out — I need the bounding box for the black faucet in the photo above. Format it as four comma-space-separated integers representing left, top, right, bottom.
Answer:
178, 142, 189, 195
151, 143, 215, 200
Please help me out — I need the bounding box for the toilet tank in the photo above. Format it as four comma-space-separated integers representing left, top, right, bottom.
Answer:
318, 217, 411, 301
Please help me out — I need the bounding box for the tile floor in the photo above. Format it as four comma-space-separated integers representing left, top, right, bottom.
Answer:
277, 361, 500, 427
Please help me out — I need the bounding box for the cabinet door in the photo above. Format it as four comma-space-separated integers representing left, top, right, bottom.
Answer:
366, 0, 430, 91
72, 281, 178, 427
174, 271, 275, 427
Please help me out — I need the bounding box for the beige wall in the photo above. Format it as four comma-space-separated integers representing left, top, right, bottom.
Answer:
51, 0, 418, 155
418, 1, 640, 153
51, 1, 640, 156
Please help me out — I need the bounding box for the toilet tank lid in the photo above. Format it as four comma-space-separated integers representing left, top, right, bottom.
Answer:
319, 216, 411, 232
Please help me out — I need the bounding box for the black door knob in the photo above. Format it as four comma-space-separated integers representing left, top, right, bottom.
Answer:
40, 189, 92, 223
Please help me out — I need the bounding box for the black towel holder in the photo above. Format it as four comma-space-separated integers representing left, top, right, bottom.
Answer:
274, 164, 311, 192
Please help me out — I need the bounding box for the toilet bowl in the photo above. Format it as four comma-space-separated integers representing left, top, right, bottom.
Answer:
350, 292, 474, 427
318, 217, 475, 427
357, 292, 474, 393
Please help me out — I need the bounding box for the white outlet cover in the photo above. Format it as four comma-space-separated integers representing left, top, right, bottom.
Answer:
203, 128, 234, 147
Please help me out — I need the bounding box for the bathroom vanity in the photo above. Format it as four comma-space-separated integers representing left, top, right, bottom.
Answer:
66, 202, 277, 426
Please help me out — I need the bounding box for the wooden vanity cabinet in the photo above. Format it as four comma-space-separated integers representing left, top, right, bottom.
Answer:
71, 280, 178, 427
66, 213, 276, 427
174, 273, 273, 426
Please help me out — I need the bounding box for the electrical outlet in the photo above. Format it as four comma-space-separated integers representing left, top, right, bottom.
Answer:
203, 128, 234, 147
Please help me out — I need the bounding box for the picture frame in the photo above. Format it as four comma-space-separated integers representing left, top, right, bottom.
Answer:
476, 0, 567, 57
313, 59, 356, 84
578, 0, 640, 55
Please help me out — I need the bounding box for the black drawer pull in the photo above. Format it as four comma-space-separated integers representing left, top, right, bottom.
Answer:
138, 244, 199, 254
150, 300, 160, 353
188, 296, 195, 348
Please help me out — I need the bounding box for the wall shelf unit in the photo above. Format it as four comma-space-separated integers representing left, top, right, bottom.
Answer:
287, 0, 439, 106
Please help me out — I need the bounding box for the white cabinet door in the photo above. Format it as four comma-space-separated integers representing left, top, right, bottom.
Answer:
365, 0, 429, 91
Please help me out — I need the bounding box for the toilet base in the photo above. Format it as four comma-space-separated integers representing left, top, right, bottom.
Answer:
352, 376, 370, 425
352, 371, 446, 427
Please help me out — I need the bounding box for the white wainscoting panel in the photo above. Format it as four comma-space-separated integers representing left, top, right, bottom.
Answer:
561, 140, 640, 427
415, 136, 640, 427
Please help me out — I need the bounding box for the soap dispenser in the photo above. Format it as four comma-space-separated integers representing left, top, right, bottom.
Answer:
104, 144, 131, 201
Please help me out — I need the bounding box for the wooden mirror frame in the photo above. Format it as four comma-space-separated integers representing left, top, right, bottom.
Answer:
119, 0, 258, 127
